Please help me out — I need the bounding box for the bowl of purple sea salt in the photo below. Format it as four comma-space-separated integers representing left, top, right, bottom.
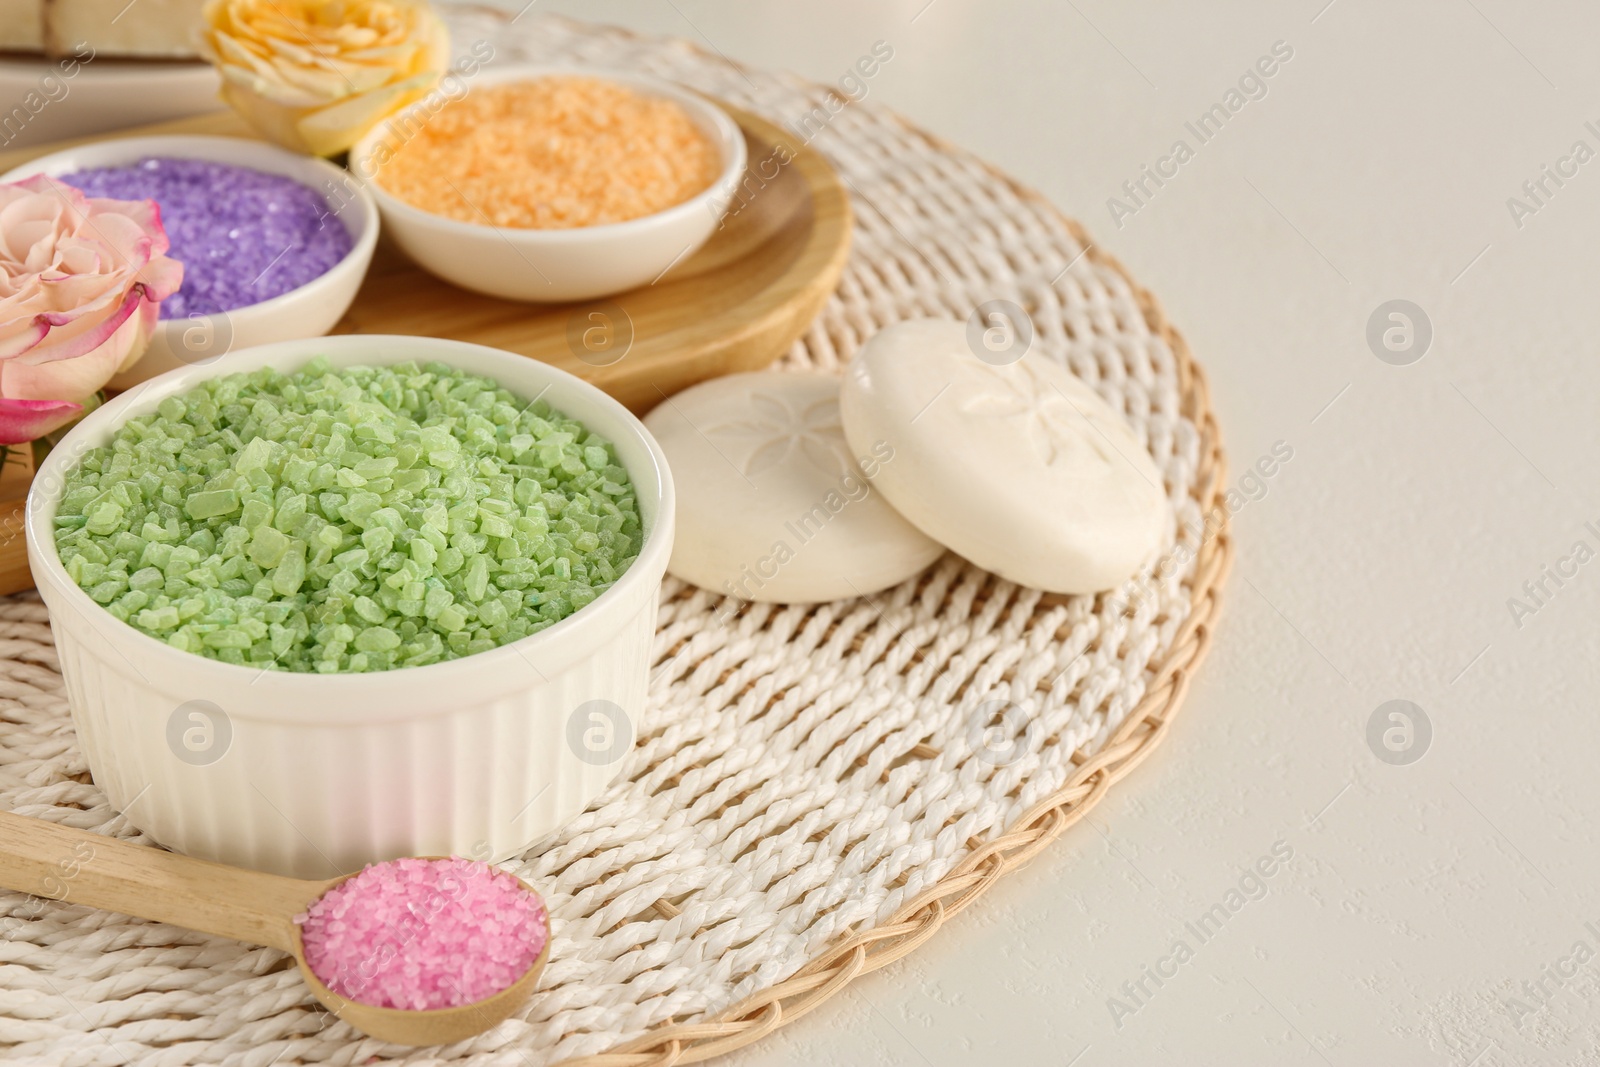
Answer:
1, 135, 377, 387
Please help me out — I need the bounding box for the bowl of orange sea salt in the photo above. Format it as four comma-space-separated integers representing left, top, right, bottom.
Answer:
350, 65, 747, 302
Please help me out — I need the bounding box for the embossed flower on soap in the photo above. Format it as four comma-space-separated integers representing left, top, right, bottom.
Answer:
707, 391, 850, 477
0, 175, 183, 443
200, 0, 449, 157
960, 360, 1117, 475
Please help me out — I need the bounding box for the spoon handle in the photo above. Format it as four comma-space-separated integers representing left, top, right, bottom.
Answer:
0, 810, 326, 952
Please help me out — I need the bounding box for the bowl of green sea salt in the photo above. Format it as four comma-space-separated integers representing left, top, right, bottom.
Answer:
24, 335, 675, 879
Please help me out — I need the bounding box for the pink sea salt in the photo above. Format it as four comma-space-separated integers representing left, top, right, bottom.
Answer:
295, 856, 548, 1011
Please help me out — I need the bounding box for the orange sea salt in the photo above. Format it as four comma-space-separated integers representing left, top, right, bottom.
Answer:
374, 77, 721, 230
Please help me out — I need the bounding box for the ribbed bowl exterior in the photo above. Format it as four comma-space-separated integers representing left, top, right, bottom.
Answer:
26, 335, 674, 878
41, 586, 657, 879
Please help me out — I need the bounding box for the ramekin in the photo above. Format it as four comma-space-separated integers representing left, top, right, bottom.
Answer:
24, 335, 674, 878
1, 135, 378, 389
348, 64, 748, 302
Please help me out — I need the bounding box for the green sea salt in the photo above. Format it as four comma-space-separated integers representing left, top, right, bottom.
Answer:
54, 359, 644, 673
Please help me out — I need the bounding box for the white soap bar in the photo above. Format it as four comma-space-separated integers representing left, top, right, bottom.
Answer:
839, 319, 1168, 594
644, 370, 945, 603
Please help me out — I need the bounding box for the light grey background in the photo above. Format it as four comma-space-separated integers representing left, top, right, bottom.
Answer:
514, 2, 1600, 1065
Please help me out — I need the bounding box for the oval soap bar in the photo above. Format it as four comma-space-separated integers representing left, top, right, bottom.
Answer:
839, 319, 1168, 594
644, 371, 945, 603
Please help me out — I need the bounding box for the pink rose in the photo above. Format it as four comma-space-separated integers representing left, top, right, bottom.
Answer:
0, 174, 183, 443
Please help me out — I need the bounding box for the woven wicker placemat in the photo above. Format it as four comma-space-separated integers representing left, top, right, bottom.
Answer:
0, 10, 1231, 1066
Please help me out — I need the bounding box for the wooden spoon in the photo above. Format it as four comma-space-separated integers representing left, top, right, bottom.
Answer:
0, 810, 550, 1046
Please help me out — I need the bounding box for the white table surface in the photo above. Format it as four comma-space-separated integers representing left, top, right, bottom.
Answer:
521, 3, 1600, 1065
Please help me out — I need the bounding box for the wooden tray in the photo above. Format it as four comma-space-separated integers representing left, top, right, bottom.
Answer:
0, 103, 853, 595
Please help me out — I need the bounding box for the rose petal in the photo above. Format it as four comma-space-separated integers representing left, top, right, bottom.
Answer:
121, 298, 161, 372
217, 81, 319, 153
14, 173, 90, 209
0, 319, 47, 360
0, 398, 82, 444
2, 306, 148, 399
11, 286, 144, 365
135, 255, 184, 303
88, 197, 170, 258
297, 73, 435, 156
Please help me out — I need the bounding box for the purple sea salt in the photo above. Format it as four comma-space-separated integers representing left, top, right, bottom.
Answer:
55, 156, 353, 319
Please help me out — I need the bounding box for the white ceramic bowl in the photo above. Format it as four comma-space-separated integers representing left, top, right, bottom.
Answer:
24, 335, 675, 878
348, 64, 748, 302
1, 135, 378, 389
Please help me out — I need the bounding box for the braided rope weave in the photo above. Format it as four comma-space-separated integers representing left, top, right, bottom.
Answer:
0, 12, 1231, 1065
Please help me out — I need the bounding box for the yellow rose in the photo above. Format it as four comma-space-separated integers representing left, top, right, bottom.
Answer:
200, 0, 449, 157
